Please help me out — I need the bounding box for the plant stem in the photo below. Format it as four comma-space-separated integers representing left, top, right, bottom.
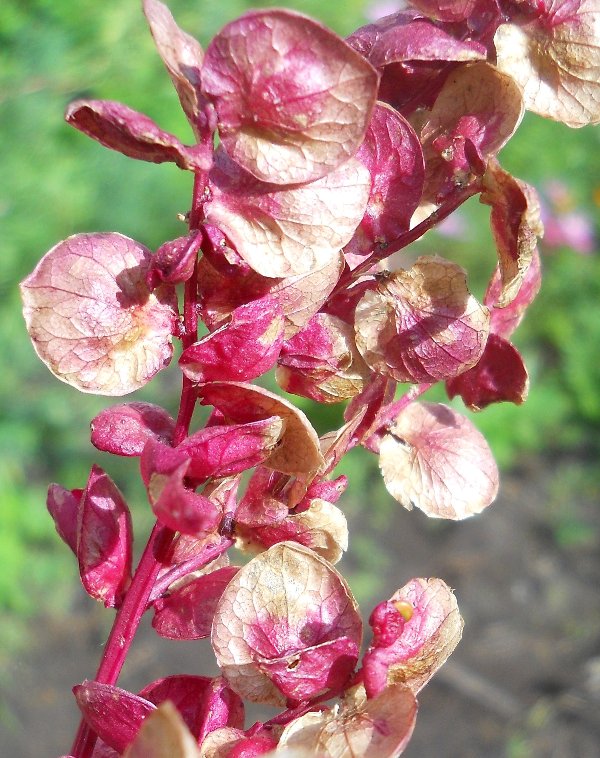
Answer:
70, 173, 207, 757
70, 522, 176, 758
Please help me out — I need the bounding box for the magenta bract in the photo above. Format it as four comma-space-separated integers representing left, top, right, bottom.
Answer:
355, 257, 490, 383
203, 149, 370, 279
211, 543, 362, 706
486, 249, 542, 339
202, 8, 378, 185
197, 252, 344, 340
78, 465, 133, 608
74, 681, 156, 753
446, 333, 529, 410
20, 232, 178, 395
362, 578, 463, 698
148, 233, 203, 288
180, 297, 285, 383
152, 566, 240, 640
345, 102, 425, 265
65, 100, 211, 171
481, 160, 544, 307
91, 402, 175, 457
175, 418, 285, 481
198, 382, 324, 476
47, 484, 83, 555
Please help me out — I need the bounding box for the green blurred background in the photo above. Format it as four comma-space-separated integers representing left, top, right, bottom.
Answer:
1, 1, 600, 753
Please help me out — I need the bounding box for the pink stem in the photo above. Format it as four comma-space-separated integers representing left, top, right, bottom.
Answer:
146, 536, 234, 606
70, 523, 175, 757
70, 173, 208, 758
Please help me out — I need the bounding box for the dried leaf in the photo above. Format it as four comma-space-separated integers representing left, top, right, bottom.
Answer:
379, 402, 499, 519
143, 0, 205, 130
21, 233, 177, 395
202, 9, 378, 184
481, 161, 544, 307
278, 682, 417, 757
123, 701, 201, 758
495, 2, 600, 127
355, 256, 490, 383
485, 249, 542, 339
421, 62, 524, 201
211, 542, 362, 705
204, 149, 370, 278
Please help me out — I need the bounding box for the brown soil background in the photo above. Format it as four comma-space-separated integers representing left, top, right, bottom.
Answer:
3, 456, 600, 757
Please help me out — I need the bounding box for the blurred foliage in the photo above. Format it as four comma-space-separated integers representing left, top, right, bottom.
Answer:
1, 0, 599, 656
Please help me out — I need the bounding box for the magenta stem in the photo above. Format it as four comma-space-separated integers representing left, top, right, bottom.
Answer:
70, 523, 175, 757
147, 536, 234, 606
70, 173, 208, 758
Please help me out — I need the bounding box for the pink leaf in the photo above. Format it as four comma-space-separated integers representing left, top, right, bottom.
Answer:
446, 333, 529, 411
278, 682, 417, 757
257, 636, 359, 704
379, 402, 499, 519
199, 382, 324, 476
91, 402, 175, 457
147, 233, 203, 288
142, 0, 205, 132
276, 313, 371, 404
197, 252, 344, 339
194, 677, 246, 746
204, 149, 370, 278
65, 100, 210, 171
180, 297, 285, 383
176, 418, 285, 481
363, 578, 463, 696
147, 458, 221, 536
78, 465, 133, 607
139, 675, 214, 732
122, 701, 201, 758
409, 0, 482, 21
202, 9, 378, 184
365, 18, 486, 68
495, 0, 600, 127
345, 102, 425, 264
236, 498, 348, 565
20, 233, 177, 395
420, 62, 524, 202
73, 681, 155, 754
211, 542, 362, 706
355, 256, 490, 383
343, 374, 395, 451
481, 160, 544, 307
152, 566, 240, 640
47, 484, 82, 554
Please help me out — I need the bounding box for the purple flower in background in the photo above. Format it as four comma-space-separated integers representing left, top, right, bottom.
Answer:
365, 1, 406, 21
541, 180, 595, 255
